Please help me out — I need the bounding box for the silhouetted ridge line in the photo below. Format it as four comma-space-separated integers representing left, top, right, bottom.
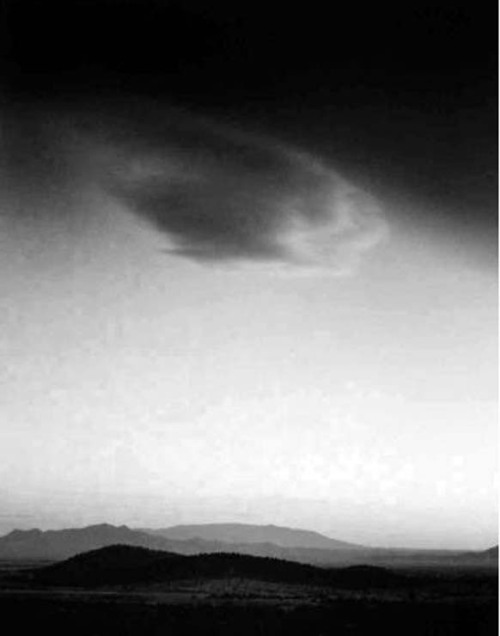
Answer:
33, 544, 405, 589
1, 524, 493, 569
145, 522, 361, 550
0, 522, 363, 562
0, 524, 230, 560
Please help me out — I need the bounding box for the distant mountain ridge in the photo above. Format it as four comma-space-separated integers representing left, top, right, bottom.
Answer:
460, 545, 498, 563
0, 523, 495, 568
0, 523, 362, 562
0, 524, 174, 560
143, 523, 361, 550
0, 524, 239, 560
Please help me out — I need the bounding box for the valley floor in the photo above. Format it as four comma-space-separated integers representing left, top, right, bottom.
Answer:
0, 563, 496, 635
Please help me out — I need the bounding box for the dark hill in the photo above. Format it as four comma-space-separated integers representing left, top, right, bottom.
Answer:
32, 544, 404, 589
34, 544, 183, 586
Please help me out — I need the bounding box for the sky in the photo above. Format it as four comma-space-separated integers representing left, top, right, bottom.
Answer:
0, 1, 497, 549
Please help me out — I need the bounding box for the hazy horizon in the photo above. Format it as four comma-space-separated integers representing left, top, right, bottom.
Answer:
0, 2, 496, 553
0, 507, 497, 552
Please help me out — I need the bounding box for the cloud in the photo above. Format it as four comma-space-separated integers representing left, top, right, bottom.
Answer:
96, 108, 389, 274
1, 101, 388, 274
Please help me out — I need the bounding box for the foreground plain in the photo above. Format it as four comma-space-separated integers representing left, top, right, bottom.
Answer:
0, 552, 496, 636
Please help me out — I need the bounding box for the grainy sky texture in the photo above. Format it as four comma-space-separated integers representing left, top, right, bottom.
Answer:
0, 1, 496, 548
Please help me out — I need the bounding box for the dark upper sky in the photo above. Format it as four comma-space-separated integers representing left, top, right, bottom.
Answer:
1, 1, 497, 258
2, 1, 495, 83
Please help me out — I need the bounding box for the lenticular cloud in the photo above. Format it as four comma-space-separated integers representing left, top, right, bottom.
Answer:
95, 106, 389, 274
2, 100, 389, 274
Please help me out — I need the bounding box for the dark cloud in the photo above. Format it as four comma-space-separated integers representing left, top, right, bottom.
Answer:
0, 100, 387, 274
92, 106, 388, 273
1, 1, 495, 272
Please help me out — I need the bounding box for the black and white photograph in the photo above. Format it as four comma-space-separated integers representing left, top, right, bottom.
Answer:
0, 1, 497, 634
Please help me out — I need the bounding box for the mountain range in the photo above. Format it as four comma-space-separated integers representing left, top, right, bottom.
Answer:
143, 523, 359, 550
0, 523, 496, 568
0, 524, 223, 561
0, 523, 361, 563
